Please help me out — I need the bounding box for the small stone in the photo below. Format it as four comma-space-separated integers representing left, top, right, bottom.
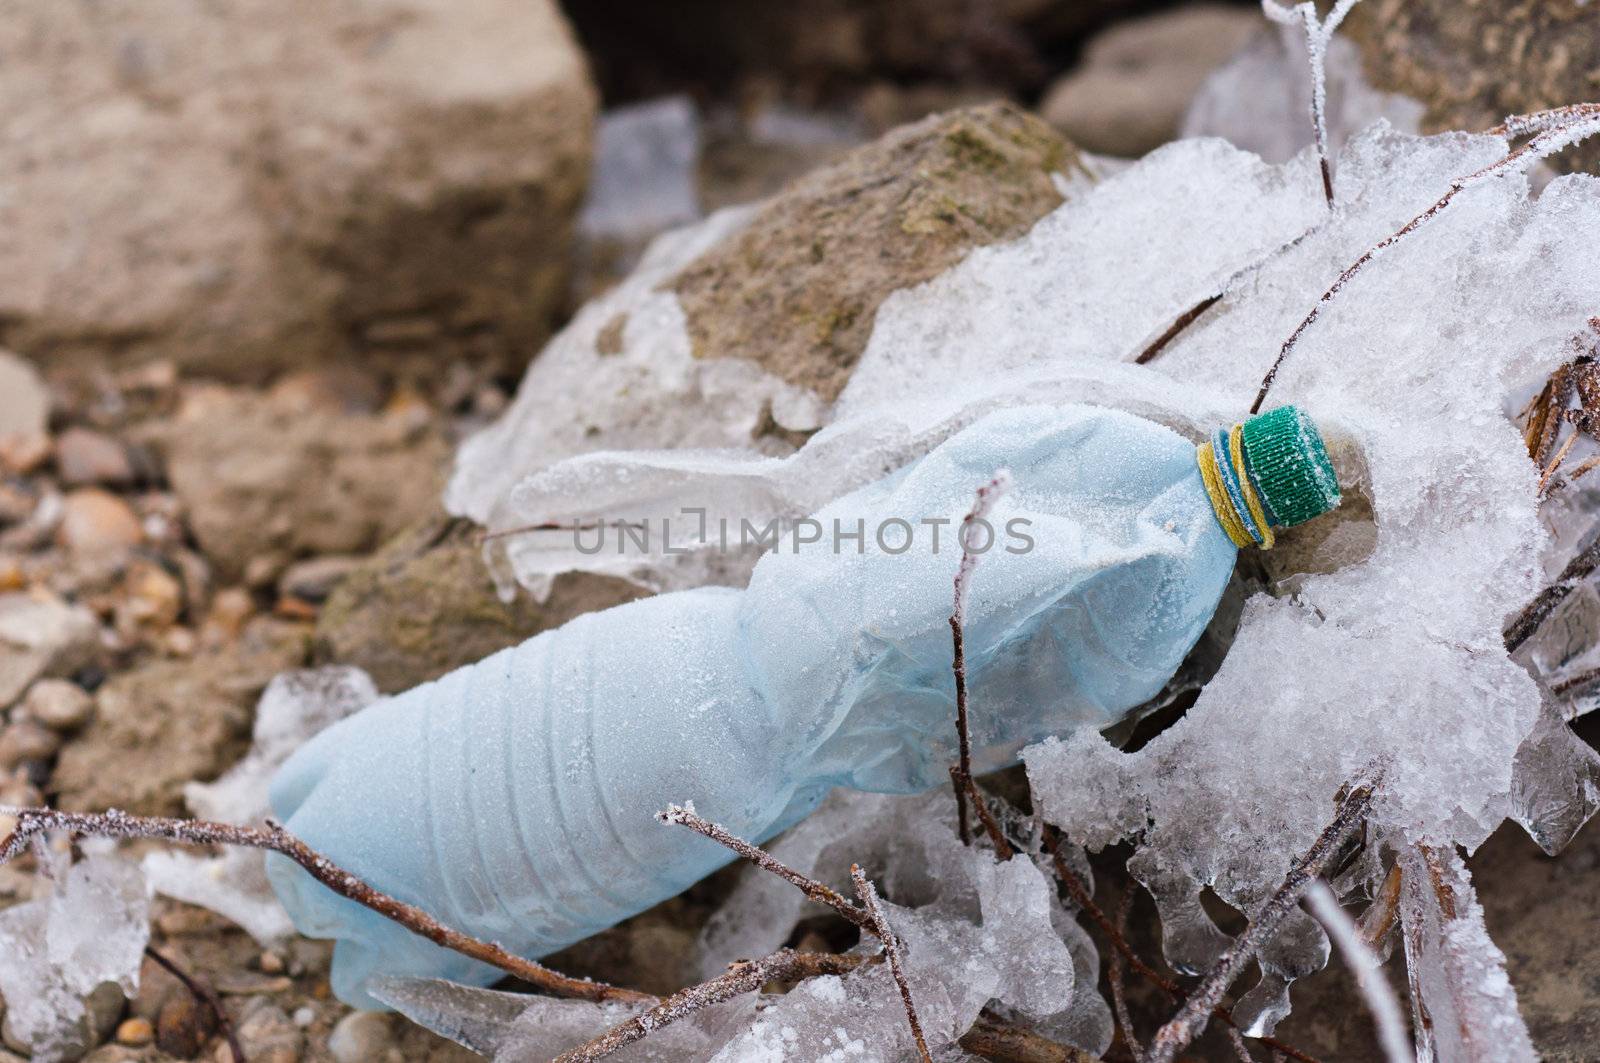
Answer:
0, 717, 62, 771
0, 591, 102, 708
277, 556, 364, 605
233, 1001, 302, 1063
56, 489, 143, 554
0, 352, 50, 441
0, 558, 23, 593
257, 951, 285, 975
22, 678, 94, 732
327, 1010, 398, 1063
55, 429, 136, 487
205, 587, 255, 640
0, 431, 52, 477
116, 559, 184, 633
291, 1006, 315, 1028
114, 1017, 154, 1047
156, 991, 215, 1058
86, 980, 128, 1050
243, 553, 288, 592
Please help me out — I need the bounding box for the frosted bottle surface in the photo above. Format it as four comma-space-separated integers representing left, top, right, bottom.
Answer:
268, 405, 1240, 1005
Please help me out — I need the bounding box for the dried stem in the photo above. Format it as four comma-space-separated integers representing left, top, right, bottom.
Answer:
1145, 781, 1375, 1063
950, 470, 1012, 844
962, 1012, 1100, 1063
1133, 294, 1223, 365
967, 780, 1018, 859
1356, 863, 1403, 949
553, 950, 871, 1063
0, 806, 652, 1006
1108, 892, 1145, 1063
1503, 530, 1600, 652
1040, 832, 1321, 1063
658, 804, 872, 932
1227, 1025, 1261, 1063
1261, 0, 1364, 208
853, 864, 933, 1063
1303, 882, 1413, 1063
1251, 107, 1600, 414
144, 945, 244, 1063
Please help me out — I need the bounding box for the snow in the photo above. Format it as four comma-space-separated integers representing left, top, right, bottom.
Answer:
579, 97, 703, 241
0, 856, 149, 1062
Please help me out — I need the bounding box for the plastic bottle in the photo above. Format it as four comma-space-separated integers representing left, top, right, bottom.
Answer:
267, 402, 1341, 1005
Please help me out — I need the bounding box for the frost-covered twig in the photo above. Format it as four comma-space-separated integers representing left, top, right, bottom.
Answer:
853, 864, 933, 1063
1252, 106, 1600, 414
658, 803, 873, 932
1261, 0, 1364, 206
1504, 531, 1600, 652
1227, 1026, 1261, 1063
1041, 831, 1321, 1063
950, 470, 1012, 843
1107, 892, 1145, 1063
967, 780, 1018, 859
144, 945, 244, 1063
1145, 780, 1375, 1063
961, 1013, 1099, 1063
1304, 882, 1413, 1063
1356, 862, 1402, 950
554, 950, 872, 1063
0, 806, 653, 1006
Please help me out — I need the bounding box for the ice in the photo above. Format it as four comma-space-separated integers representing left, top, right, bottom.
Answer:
143, 667, 377, 942
0, 856, 150, 1062
579, 97, 703, 241
1398, 844, 1535, 1061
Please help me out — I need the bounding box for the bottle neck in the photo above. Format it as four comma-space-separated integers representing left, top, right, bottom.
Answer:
1198, 423, 1276, 550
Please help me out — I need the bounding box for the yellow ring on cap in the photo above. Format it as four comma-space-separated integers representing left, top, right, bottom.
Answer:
1229, 423, 1275, 550
1198, 440, 1253, 548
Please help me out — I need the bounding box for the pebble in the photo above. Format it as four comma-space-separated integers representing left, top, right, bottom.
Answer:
156, 992, 214, 1058
277, 555, 364, 604
56, 489, 143, 554
0, 431, 52, 477
116, 559, 184, 632
55, 428, 135, 487
233, 1001, 302, 1063
206, 587, 255, 640
114, 1017, 154, 1047
327, 1010, 399, 1063
22, 677, 94, 732
0, 717, 62, 771
0, 351, 50, 440
258, 951, 286, 975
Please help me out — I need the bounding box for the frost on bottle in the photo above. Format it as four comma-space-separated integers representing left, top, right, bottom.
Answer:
266, 403, 1342, 1005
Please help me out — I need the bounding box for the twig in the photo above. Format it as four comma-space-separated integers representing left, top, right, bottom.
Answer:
1145, 781, 1375, 1063
658, 804, 872, 932
1304, 882, 1413, 1063
1251, 105, 1600, 414
1227, 1025, 1261, 1063
967, 780, 1017, 859
1261, 0, 1363, 207
1108, 892, 1145, 1063
553, 950, 871, 1063
1356, 863, 1402, 950
1040, 831, 1321, 1063
950, 470, 1012, 843
1503, 530, 1600, 652
962, 1012, 1100, 1063
853, 864, 933, 1063
1134, 294, 1223, 365
0, 806, 652, 1006
144, 945, 245, 1063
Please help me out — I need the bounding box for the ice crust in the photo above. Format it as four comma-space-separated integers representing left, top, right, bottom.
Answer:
0, 856, 150, 1062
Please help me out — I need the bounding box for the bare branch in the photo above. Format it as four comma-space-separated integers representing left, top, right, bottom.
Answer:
853, 864, 933, 1063
658, 804, 872, 932
553, 950, 871, 1063
0, 806, 653, 1006
961, 1012, 1100, 1062
1503, 531, 1600, 652
1304, 882, 1413, 1063
1251, 109, 1600, 414
1108, 892, 1145, 1063
144, 945, 244, 1063
1227, 1025, 1261, 1063
1356, 863, 1403, 950
950, 470, 1012, 843
1145, 781, 1376, 1063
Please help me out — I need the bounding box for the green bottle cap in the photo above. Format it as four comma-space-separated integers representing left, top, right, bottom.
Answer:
1240, 405, 1341, 528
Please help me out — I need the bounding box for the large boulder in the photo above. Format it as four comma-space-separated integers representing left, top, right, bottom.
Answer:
0, 0, 595, 378
1344, 0, 1600, 173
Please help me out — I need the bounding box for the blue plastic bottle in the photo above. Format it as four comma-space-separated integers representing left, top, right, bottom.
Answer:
267, 403, 1339, 1005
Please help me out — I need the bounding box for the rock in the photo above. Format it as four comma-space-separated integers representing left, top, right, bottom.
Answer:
0, 0, 596, 379
56, 489, 144, 555
277, 556, 365, 605
1040, 4, 1262, 157
1345, 0, 1600, 174
0, 718, 62, 773
24, 679, 95, 732
55, 429, 136, 488
0, 431, 52, 478
674, 101, 1079, 404
316, 516, 643, 692
53, 619, 307, 815
0, 592, 102, 709
115, 560, 185, 635
156, 388, 449, 581
234, 1002, 302, 1063
0, 351, 50, 441
155, 992, 214, 1059
113, 1018, 153, 1048
327, 1010, 399, 1063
